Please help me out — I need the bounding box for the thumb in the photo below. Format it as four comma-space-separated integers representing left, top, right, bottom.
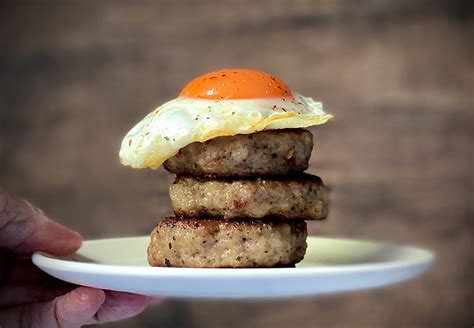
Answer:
0, 187, 82, 255
0, 287, 105, 328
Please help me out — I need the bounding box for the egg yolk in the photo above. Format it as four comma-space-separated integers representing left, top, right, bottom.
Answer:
178, 69, 293, 100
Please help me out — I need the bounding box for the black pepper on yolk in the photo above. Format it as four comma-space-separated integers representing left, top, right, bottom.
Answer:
179, 69, 293, 100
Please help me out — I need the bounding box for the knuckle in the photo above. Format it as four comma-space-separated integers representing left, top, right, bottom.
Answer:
53, 298, 64, 328
0, 190, 39, 250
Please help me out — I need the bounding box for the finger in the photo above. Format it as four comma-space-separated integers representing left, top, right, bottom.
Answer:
0, 286, 105, 327
90, 291, 151, 324
0, 187, 82, 255
0, 283, 72, 307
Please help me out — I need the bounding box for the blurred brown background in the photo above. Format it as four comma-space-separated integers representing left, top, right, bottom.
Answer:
1, 0, 473, 327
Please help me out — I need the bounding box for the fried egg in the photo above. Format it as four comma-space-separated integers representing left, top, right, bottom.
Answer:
119, 69, 332, 169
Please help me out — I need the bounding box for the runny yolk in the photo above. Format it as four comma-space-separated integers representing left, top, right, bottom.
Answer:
178, 69, 293, 100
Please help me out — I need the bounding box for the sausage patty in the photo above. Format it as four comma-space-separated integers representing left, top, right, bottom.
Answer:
169, 174, 329, 220
147, 217, 307, 268
164, 129, 313, 177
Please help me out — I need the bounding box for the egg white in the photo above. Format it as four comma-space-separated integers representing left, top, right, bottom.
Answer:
119, 94, 332, 169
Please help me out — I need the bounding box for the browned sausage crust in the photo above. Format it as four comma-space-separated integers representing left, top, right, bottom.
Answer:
147, 217, 307, 268
164, 129, 313, 177
169, 174, 329, 220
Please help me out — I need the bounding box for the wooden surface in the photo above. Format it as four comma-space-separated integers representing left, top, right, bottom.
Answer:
0, 1, 473, 327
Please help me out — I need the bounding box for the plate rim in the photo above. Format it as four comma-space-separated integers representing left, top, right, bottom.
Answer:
32, 235, 435, 277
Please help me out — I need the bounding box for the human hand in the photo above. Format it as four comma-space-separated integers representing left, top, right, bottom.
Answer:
0, 187, 151, 327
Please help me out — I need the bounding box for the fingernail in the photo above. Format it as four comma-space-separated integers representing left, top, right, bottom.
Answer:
79, 292, 89, 303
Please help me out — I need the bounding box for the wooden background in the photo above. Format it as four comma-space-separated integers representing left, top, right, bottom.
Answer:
0, 1, 472, 327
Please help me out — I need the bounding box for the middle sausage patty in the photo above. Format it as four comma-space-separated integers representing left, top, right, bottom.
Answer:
169, 174, 329, 220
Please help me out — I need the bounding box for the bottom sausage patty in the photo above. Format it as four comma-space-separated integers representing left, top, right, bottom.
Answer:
147, 217, 307, 268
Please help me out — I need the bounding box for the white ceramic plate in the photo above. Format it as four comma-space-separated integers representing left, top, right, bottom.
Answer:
32, 236, 434, 299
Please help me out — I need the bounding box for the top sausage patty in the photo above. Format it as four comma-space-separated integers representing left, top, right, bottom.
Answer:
164, 129, 313, 177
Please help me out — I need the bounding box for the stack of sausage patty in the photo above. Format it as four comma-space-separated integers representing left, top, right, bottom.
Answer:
147, 128, 329, 268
